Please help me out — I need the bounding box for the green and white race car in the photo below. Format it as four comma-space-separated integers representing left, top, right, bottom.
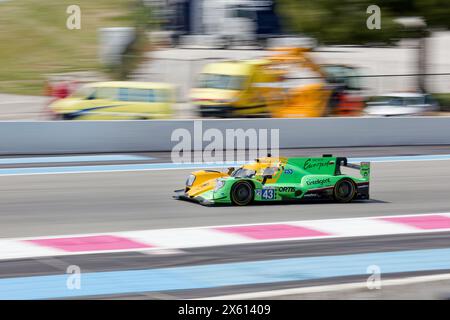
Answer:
174, 155, 370, 206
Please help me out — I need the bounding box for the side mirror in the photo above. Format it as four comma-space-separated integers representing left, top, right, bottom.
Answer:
227, 167, 235, 175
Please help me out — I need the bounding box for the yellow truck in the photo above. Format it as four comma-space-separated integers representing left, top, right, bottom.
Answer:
191, 48, 364, 118
190, 60, 284, 118
48, 81, 175, 120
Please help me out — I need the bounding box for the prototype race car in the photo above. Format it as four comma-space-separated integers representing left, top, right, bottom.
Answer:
174, 155, 370, 206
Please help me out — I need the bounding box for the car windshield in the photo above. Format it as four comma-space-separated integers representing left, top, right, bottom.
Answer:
94, 87, 118, 100
369, 96, 425, 107
403, 97, 425, 105
231, 168, 256, 178
118, 88, 168, 102
71, 86, 95, 99
323, 66, 361, 90
72, 86, 171, 102
197, 73, 246, 90
369, 96, 404, 106
262, 167, 277, 176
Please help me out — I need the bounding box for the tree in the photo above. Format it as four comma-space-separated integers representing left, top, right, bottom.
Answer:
276, 0, 448, 45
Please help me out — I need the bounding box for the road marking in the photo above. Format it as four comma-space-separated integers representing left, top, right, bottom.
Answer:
350, 154, 450, 163
1, 247, 450, 299
26, 235, 153, 252
0, 212, 449, 261
0, 154, 151, 165
0, 161, 246, 176
140, 248, 185, 255
199, 273, 450, 300
216, 224, 331, 240
0, 154, 450, 176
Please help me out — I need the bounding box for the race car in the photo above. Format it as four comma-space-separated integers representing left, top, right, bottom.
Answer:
174, 155, 370, 206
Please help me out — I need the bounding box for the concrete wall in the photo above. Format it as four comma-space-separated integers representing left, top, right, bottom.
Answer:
0, 117, 449, 155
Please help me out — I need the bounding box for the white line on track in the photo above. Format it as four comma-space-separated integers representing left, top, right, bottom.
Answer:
1, 212, 449, 261
1, 154, 450, 177
198, 273, 450, 300
4, 211, 450, 241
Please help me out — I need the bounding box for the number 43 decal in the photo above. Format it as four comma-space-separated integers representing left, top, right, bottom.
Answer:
261, 188, 276, 200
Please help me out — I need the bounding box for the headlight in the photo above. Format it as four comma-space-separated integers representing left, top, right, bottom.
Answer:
186, 174, 196, 187
214, 179, 225, 192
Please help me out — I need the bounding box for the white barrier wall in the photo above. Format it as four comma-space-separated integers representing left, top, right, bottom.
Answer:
0, 117, 450, 155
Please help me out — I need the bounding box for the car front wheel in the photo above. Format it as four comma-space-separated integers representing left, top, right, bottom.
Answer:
231, 181, 254, 206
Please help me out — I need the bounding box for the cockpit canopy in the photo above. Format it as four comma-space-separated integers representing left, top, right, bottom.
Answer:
231, 168, 256, 178
230, 157, 283, 178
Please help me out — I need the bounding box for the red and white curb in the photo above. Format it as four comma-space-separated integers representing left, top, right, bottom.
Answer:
1, 213, 450, 261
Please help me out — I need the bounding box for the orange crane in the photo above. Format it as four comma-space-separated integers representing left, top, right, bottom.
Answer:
262, 47, 364, 117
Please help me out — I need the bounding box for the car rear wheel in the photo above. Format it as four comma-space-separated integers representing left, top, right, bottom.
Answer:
333, 179, 356, 203
231, 181, 254, 206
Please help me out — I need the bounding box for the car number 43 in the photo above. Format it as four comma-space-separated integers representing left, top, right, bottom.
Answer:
261, 188, 275, 200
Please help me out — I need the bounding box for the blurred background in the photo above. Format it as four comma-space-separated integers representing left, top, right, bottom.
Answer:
0, 0, 449, 120
1, 1, 450, 301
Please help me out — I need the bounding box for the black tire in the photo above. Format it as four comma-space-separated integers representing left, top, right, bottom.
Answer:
333, 179, 356, 203
230, 181, 254, 206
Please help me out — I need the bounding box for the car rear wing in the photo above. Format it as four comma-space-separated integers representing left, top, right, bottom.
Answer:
336, 157, 370, 181
346, 162, 370, 181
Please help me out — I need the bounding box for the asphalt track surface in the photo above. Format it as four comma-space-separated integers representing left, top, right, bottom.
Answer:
1, 232, 450, 299
0, 146, 450, 237
0, 161, 447, 237
1, 145, 450, 299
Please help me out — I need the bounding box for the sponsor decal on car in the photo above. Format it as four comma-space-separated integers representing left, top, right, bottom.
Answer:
278, 186, 295, 192
304, 159, 334, 171
305, 178, 331, 186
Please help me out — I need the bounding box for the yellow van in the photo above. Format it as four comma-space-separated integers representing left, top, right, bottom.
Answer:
49, 81, 175, 120
190, 60, 283, 118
